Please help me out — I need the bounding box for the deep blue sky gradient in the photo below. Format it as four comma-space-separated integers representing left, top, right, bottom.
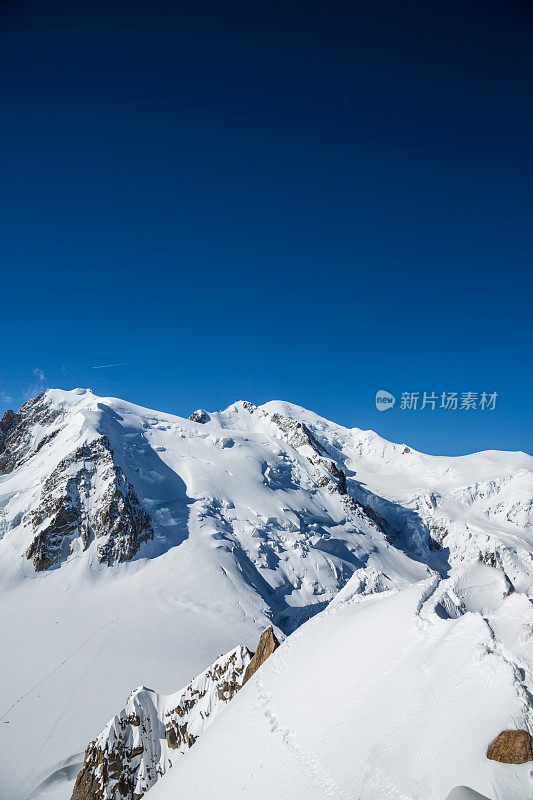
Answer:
0, 0, 532, 454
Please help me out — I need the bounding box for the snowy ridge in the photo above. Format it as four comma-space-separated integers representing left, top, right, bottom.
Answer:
144, 566, 533, 800
70, 646, 252, 800
0, 388, 531, 799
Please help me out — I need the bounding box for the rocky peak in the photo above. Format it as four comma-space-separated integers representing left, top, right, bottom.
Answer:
270, 412, 327, 455
70, 646, 252, 800
70, 625, 281, 800
188, 409, 210, 424
0, 408, 18, 441
0, 408, 20, 470
25, 435, 153, 571
0, 392, 61, 474
242, 626, 280, 685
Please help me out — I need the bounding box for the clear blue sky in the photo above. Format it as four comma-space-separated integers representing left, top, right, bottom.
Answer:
0, 0, 531, 455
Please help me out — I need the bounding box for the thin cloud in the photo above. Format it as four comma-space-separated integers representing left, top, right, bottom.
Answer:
91, 362, 132, 370
0, 391, 12, 403
23, 367, 47, 400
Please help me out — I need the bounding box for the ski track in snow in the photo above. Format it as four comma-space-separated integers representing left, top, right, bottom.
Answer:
0, 615, 124, 724
27, 616, 125, 793
253, 674, 348, 799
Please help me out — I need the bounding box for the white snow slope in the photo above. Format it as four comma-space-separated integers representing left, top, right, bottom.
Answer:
145, 566, 533, 800
0, 389, 531, 800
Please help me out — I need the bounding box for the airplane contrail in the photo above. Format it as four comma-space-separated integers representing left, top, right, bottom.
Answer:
91, 362, 132, 369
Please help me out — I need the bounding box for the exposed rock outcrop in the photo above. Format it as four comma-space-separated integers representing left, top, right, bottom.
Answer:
70, 625, 281, 800
486, 729, 533, 763
242, 626, 280, 686
483, 551, 498, 568
0, 409, 18, 452
270, 412, 328, 456
428, 523, 448, 551
338, 467, 347, 495
188, 409, 210, 424
70, 646, 252, 800
25, 436, 153, 571
0, 393, 61, 474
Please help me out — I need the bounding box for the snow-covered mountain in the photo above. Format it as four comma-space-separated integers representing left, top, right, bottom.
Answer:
0, 389, 531, 800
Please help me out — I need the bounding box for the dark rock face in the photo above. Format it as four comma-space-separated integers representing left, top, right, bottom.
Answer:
270, 413, 327, 455
483, 551, 498, 568
0, 393, 61, 474
188, 409, 210, 424
487, 729, 533, 763
25, 436, 153, 571
71, 744, 108, 800
0, 409, 18, 452
324, 459, 340, 479
242, 626, 280, 686
338, 468, 347, 495
164, 648, 249, 752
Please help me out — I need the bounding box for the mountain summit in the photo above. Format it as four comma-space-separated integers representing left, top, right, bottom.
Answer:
0, 389, 531, 800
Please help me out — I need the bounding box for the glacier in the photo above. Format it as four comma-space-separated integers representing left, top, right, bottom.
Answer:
0, 388, 531, 800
